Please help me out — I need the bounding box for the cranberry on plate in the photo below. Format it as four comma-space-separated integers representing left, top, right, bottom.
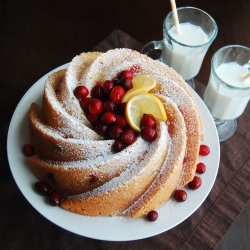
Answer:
199, 144, 210, 156
147, 210, 158, 221
188, 176, 202, 190
174, 189, 187, 202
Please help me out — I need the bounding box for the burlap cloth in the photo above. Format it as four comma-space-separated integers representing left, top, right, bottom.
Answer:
1, 29, 249, 249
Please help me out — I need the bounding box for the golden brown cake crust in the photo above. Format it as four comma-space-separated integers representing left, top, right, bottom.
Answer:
27, 48, 202, 217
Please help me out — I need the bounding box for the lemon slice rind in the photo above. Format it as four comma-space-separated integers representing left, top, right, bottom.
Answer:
122, 75, 157, 103
125, 93, 167, 132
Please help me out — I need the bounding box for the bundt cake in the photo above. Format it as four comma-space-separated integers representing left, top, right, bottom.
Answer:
27, 48, 202, 218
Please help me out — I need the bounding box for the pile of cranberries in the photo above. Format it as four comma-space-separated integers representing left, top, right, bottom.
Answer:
74, 66, 158, 153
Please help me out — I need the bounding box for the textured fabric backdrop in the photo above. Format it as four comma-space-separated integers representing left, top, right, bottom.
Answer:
1, 29, 250, 249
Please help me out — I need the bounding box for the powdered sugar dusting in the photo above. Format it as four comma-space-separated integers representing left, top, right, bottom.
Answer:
123, 96, 187, 216
66, 122, 170, 204
28, 48, 202, 217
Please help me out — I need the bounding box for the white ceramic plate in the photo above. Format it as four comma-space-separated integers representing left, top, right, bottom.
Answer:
7, 64, 220, 241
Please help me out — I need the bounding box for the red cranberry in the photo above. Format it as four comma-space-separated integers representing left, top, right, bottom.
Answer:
91, 85, 104, 99
109, 86, 125, 104
123, 127, 135, 132
115, 114, 127, 128
103, 80, 114, 95
103, 101, 117, 113
23, 144, 35, 157
199, 144, 210, 156
140, 114, 156, 128
188, 176, 202, 190
121, 130, 136, 145
86, 113, 100, 125
147, 210, 158, 221
49, 191, 62, 206
168, 123, 174, 134
174, 189, 187, 202
88, 99, 103, 115
95, 123, 109, 136
112, 140, 126, 152
112, 78, 119, 85
80, 97, 93, 110
118, 78, 133, 91
196, 162, 206, 174
101, 112, 116, 124
119, 102, 127, 115
89, 174, 98, 184
183, 157, 188, 164
130, 64, 141, 73
108, 125, 123, 139
120, 70, 134, 79
35, 181, 51, 195
74, 86, 89, 99
55, 88, 61, 97
141, 126, 157, 141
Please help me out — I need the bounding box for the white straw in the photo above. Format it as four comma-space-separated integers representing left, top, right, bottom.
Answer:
242, 60, 250, 82
170, 0, 181, 34
242, 73, 250, 81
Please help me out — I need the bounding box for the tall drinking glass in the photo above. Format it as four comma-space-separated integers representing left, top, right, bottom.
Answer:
141, 7, 218, 89
203, 45, 250, 141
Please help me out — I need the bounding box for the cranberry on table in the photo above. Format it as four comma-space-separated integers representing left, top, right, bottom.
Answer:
199, 144, 210, 156
141, 126, 157, 141
22, 144, 35, 157
147, 210, 158, 221
140, 114, 156, 128
49, 191, 62, 206
109, 86, 125, 104
101, 112, 116, 124
108, 125, 123, 139
74, 86, 89, 99
174, 189, 187, 202
196, 162, 206, 174
112, 140, 126, 152
88, 99, 103, 115
188, 176, 202, 190
35, 181, 51, 195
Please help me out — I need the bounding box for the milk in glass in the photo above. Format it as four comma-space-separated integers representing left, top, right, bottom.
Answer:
204, 62, 250, 120
162, 22, 209, 80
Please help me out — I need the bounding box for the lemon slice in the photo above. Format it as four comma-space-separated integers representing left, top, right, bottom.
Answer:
122, 75, 156, 103
125, 93, 167, 132
122, 87, 148, 103
132, 75, 156, 90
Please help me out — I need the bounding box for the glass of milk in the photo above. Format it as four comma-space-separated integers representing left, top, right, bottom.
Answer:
203, 45, 250, 141
141, 7, 218, 88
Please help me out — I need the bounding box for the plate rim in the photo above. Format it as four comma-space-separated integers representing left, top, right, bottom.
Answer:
7, 64, 220, 241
